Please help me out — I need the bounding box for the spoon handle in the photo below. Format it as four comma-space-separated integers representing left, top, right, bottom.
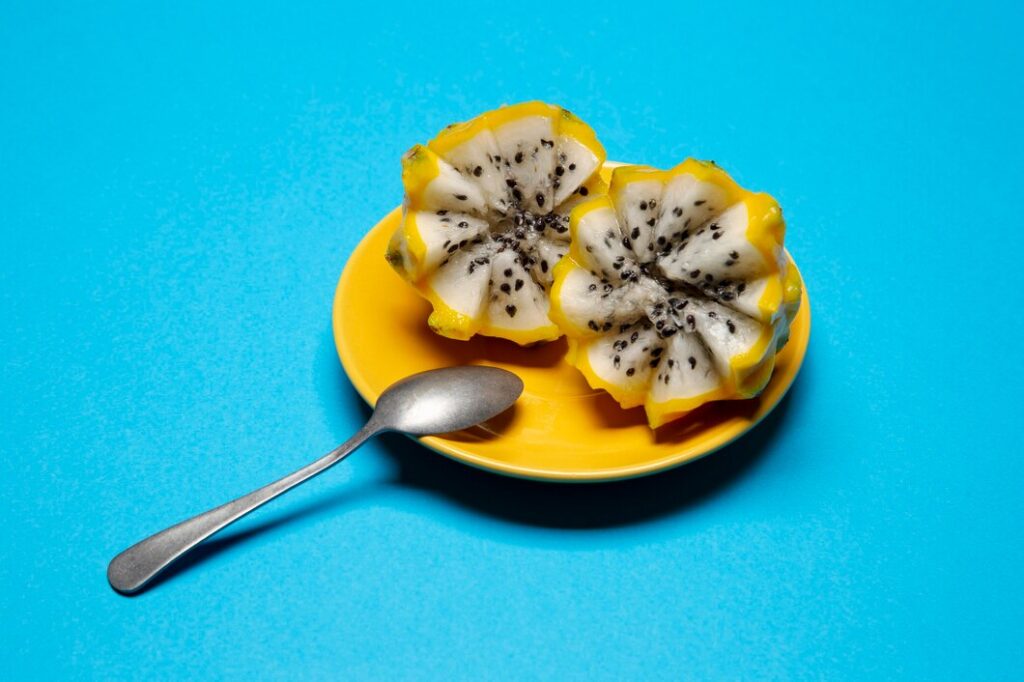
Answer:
107, 424, 376, 594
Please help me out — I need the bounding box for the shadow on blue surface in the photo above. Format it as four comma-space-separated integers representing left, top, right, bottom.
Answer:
134, 329, 805, 593
327, 327, 804, 529
373, 369, 801, 530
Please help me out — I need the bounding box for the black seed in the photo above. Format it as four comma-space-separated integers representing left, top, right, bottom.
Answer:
588, 320, 599, 331
662, 327, 677, 337
585, 245, 593, 253
569, 163, 577, 170
690, 270, 700, 278
579, 186, 588, 196
712, 232, 722, 240
587, 283, 596, 291
686, 314, 695, 327
631, 226, 640, 240
443, 240, 450, 248
708, 311, 717, 318
437, 210, 448, 216
646, 218, 656, 227
656, 320, 664, 330
647, 244, 654, 251
730, 251, 739, 259
473, 166, 483, 177
506, 305, 517, 317
612, 262, 622, 270
447, 244, 459, 253
515, 279, 524, 291
541, 138, 554, 148
626, 368, 635, 377
630, 332, 639, 343
668, 359, 675, 368
649, 358, 660, 368
640, 201, 648, 210
688, 356, 697, 369
536, 193, 545, 207
684, 217, 692, 228
454, 194, 467, 201
512, 188, 523, 201
602, 322, 612, 331
737, 283, 747, 293
651, 347, 663, 357
515, 151, 524, 163
721, 293, 735, 301
705, 274, 714, 282
555, 166, 565, 176
672, 207, 683, 217
506, 178, 517, 188
694, 199, 706, 206
622, 237, 631, 249
727, 320, 737, 333
458, 221, 469, 228
657, 236, 667, 245
500, 283, 511, 294
613, 355, 621, 368
503, 268, 513, 277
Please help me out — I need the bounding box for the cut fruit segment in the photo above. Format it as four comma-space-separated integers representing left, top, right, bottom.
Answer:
551, 159, 801, 428
387, 102, 606, 345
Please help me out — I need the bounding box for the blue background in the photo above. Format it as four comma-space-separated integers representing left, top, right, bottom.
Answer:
3, 1, 1022, 679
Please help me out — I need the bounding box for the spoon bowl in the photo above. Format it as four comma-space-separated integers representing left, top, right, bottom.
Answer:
372, 366, 524, 435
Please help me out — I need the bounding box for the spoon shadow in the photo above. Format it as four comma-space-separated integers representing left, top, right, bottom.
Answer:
331, 321, 807, 528
368, 373, 801, 530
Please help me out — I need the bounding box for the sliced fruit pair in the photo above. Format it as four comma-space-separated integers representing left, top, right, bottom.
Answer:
550, 160, 802, 427
386, 101, 606, 345
384, 101, 802, 427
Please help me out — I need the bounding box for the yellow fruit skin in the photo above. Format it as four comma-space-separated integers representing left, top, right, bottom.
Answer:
551, 159, 799, 428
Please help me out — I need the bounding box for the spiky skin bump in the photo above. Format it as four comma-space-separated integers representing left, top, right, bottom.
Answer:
386, 102, 607, 345
550, 159, 802, 428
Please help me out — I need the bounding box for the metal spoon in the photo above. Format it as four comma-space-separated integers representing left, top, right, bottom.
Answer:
107, 365, 523, 595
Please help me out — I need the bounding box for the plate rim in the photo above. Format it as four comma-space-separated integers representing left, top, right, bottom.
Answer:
332, 194, 811, 483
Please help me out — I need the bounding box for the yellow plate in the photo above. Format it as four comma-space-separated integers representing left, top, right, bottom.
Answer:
332, 174, 811, 482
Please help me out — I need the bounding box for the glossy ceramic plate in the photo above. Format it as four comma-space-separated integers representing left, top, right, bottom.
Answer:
332, 169, 810, 482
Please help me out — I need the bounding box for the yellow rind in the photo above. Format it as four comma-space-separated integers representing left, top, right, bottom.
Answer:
400, 145, 444, 212
558, 108, 606, 161
566, 195, 616, 266
645, 387, 731, 429
485, 100, 561, 129
421, 285, 480, 341
479, 320, 561, 345
427, 116, 491, 157
547, 257, 587, 336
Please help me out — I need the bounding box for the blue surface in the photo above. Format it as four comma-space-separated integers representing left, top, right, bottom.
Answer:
2, 1, 1022, 679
